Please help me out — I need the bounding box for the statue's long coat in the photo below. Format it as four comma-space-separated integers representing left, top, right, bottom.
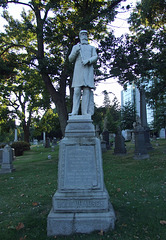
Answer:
69, 43, 98, 89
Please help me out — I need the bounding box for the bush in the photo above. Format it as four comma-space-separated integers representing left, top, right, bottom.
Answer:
11, 141, 30, 156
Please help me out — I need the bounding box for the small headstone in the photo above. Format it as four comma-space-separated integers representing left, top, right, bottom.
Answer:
95, 125, 100, 138
114, 128, 126, 155
33, 139, 38, 145
0, 149, 3, 165
45, 137, 51, 148
0, 145, 15, 174
101, 140, 107, 152
134, 117, 149, 160
43, 131, 46, 145
51, 146, 55, 152
14, 128, 18, 142
102, 130, 110, 150
159, 128, 166, 139
52, 137, 57, 146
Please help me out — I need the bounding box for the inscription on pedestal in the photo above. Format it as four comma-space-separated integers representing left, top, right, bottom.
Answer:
63, 145, 97, 189
55, 199, 106, 210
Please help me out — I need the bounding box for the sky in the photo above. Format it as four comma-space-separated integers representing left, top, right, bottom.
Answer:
0, 0, 139, 107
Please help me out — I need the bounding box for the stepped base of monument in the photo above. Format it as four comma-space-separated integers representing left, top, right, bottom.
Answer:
47, 203, 116, 236
0, 167, 15, 174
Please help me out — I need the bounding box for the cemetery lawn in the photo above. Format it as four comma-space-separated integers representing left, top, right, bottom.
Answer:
0, 140, 166, 240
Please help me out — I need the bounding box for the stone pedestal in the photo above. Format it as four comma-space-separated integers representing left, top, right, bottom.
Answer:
47, 115, 116, 236
140, 87, 153, 151
134, 125, 149, 160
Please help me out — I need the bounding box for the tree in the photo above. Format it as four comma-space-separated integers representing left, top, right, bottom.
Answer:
33, 108, 62, 139
0, 104, 15, 142
99, 1, 165, 90
93, 92, 120, 133
98, 1, 165, 134
0, 0, 125, 136
121, 101, 137, 130
0, 65, 51, 142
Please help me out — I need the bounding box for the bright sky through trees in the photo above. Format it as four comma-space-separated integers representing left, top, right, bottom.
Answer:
0, 0, 139, 107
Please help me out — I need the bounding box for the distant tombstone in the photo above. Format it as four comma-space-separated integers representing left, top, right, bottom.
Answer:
114, 128, 126, 155
0, 149, 3, 165
52, 137, 57, 146
33, 139, 38, 145
134, 117, 149, 160
45, 137, 51, 148
102, 130, 110, 150
51, 146, 55, 152
140, 87, 153, 150
122, 129, 132, 141
43, 132, 46, 145
0, 145, 15, 173
11, 148, 15, 162
14, 128, 18, 142
101, 140, 107, 152
159, 128, 166, 139
95, 125, 100, 138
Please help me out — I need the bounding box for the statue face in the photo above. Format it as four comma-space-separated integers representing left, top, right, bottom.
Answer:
79, 32, 88, 44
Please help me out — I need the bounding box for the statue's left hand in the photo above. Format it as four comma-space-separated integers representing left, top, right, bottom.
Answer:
82, 59, 90, 65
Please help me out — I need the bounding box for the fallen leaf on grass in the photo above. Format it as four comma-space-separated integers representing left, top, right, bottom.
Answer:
16, 222, 25, 231
117, 188, 121, 192
121, 223, 127, 227
160, 220, 166, 225
32, 202, 38, 206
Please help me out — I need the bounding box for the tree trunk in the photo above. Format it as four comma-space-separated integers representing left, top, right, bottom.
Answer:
23, 124, 30, 143
34, 8, 68, 136
41, 73, 68, 136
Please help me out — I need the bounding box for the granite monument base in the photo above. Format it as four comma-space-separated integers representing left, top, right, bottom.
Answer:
0, 165, 15, 174
47, 203, 115, 236
47, 115, 116, 236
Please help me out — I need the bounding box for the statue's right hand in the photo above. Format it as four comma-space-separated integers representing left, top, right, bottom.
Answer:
75, 44, 80, 54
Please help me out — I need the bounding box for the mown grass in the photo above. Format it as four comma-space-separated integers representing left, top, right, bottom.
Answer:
0, 140, 166, 240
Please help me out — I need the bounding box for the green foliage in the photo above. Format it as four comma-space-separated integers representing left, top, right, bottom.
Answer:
0, 105, 15, 133
93, 95, 121, 133
33, 108, 62, 139
141, 0, 166, 28
0, 0, 125, 135
121, 101, 137, 130
11, 141, 30, 156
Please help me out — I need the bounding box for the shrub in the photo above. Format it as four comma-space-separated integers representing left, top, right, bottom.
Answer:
11, 141, 30, 156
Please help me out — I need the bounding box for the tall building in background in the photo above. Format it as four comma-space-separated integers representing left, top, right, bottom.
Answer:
121, 83, 153, 126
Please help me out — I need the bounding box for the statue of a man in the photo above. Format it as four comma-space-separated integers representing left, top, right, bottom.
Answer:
69, 30, 98, 115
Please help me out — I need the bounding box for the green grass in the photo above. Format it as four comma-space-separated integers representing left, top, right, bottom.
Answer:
0, 140, 166, 240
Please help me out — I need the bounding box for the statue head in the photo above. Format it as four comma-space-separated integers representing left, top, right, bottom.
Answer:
79, 30, 88, 44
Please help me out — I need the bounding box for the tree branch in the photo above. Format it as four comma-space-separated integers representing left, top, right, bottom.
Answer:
6, 0, 34, 11
0, 44, 37, 56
